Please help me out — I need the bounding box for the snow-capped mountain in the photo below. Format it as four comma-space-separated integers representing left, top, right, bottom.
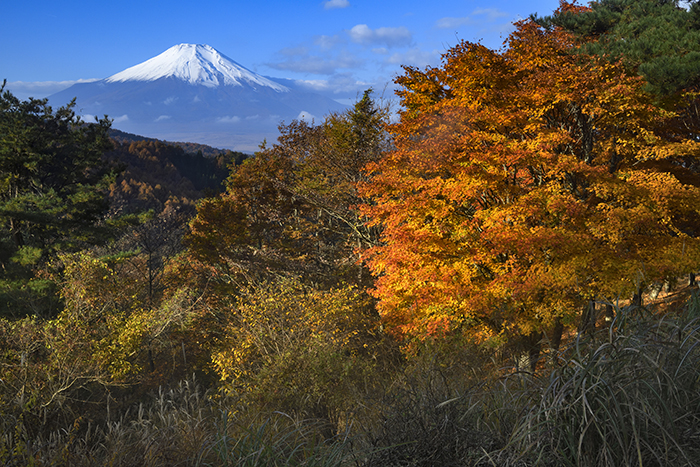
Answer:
106, 44, 288, 91
48, 44, 347, 151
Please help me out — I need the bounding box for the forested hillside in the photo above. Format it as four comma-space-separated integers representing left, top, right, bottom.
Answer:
2, 2, 700, 465
105, 139, 245, 214
109, 128, 246, 159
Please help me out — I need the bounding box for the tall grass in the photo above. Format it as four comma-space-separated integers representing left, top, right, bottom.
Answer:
0, 379, 356, 467
3, 297, 700, 466
203, 411, 354, 467
507, 298, 700, 466
359, 297, 700, 466
357, 337, 509, 466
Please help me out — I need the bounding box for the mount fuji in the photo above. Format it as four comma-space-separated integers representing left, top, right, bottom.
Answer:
48, 44, 348, 151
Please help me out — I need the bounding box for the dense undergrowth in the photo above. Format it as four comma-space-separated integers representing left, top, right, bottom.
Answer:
2, 293, 700, 466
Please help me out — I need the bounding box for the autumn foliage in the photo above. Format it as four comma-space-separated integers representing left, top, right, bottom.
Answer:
186, 91, 390, 290
360, 15, 700, 344
6, 3, 700, 464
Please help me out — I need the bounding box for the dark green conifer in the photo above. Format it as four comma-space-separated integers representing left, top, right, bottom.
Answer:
535, 0, 700, 95
0, 82, 117, 317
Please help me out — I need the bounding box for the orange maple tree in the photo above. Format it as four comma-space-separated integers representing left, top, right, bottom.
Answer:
360, 12, 700, 346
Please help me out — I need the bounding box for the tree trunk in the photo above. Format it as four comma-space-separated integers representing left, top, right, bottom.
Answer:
524, 331, 542, 373
632, 289, 643, 307
605, 304, 614, 321
551, 317, 564, 352
578, 300, 597, 336
9, 218, 24, 248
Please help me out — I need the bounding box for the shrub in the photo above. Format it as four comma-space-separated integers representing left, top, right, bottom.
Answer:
211, 279, 399, 435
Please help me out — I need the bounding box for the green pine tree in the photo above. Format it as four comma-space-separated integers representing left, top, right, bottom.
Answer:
535, 0, 700, 95
0, 82, 117, 317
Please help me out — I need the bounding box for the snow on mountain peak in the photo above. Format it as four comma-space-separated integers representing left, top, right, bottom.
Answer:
106, 44, 288, 92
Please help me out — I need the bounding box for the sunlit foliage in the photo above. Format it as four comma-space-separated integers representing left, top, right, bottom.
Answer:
360, 16, 700, 346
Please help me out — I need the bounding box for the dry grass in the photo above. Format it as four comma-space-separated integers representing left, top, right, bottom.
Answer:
3, 294, 700, 466
504, 296, 700, 466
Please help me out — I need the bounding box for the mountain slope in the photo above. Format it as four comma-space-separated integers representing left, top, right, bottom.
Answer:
48, 44, 347, 152
106, 44, 288, 91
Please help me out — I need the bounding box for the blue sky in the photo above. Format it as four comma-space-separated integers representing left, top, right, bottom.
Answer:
3, 0, 563, 102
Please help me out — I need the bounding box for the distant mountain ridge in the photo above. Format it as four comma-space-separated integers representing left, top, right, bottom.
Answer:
108, 128, 235, 158
49, 44, 347, 152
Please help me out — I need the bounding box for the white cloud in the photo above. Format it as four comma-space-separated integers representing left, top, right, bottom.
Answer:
297, 110, 317, 122
436, 8, 510, 29
295, 79, 330, 92
217, 116, 241, 124
294, 73, 370, 95
268, 50, 362, 75
4, 79, 99, 100
314, 34, 343, 50
279, 45, 310, 57
435, 17, 472, 29
163, 96, 178, 105
386, 48, 439, 68
270, 57, 338, 75
155, 115, 171, 122
291, 74, 376, 105
348, 24, 412, 47
112, 115, 130, 123
474, 8, 510, 20
323, 0, 349, 9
